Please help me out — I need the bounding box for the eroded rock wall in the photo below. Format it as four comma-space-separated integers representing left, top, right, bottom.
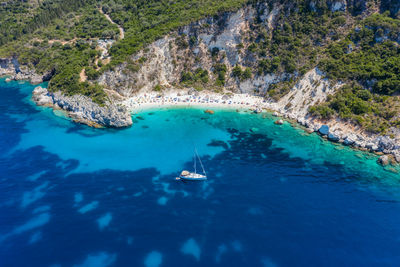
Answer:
98, 4, 285, 96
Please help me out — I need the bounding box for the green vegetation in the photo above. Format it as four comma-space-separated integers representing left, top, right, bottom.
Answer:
213, 64, 227, 86
232, 65, 252, 81
247, 1, 356, 98
181, 68, 209, 86
319, 13, 400, 95
309, 84, 400, 134
153, 84, 162, 92
0, 0, 249, 104
104, 0, 249, 65
1, 0, 400, 138
310, 11, 400, 133
0, 0, 94, 46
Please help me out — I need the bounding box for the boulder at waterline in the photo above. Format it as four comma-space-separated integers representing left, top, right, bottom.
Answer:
378, 155, 390, 166
318, 125, 329, 136
328, 133, 340, 142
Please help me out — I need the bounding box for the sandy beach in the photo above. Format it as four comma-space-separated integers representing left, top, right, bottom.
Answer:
122, 90, 269, 113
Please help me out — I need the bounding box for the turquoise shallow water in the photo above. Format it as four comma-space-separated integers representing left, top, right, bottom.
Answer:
1, 78, 400, 266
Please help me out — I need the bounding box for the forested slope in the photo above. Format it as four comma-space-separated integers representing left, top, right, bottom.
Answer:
1, 0, 400, 134
0, 0, 249, 104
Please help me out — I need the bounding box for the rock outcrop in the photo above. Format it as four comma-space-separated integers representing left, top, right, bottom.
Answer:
32, 86, 132, 128
0, 58, 52, 84
318, 125, 330, 136
378, 155, 390, 166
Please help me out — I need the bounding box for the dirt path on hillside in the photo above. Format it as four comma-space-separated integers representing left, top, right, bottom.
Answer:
79, 68, 87, 82
99, 8, 125, 40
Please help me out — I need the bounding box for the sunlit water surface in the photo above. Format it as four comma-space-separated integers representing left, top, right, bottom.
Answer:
1, 78, 400, 266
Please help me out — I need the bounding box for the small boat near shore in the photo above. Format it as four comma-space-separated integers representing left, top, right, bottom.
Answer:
176, 149, 207, 181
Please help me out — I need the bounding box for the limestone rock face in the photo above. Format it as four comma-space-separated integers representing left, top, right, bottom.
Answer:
343, 135, 356, 146
0, 58, 52, 84
376, 136, 396, 152
32, 86, 132, 128
0, 58, 16, 77
269, 68, 341, 120
329, 1, 347, 12
98, 4, 285, 96
32, 86, 53, 106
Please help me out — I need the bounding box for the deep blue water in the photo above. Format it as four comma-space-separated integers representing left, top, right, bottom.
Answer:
1, 78, 400, 267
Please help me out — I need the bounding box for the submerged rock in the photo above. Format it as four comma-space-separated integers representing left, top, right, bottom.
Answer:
274, 119, 283, 125
318, 125, 329, 136
305, 127, 314, 134
249, 127, 259, 133
378, 155, 390, 166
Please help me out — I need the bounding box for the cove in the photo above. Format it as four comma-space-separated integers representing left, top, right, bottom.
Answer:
1, 78, 400, 266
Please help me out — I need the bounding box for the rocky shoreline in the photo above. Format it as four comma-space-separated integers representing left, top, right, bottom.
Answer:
0, 73, 396, 166
282, 114, 400, 167
32, 86, 132, 128
1, 58, 132, 128
2, 60, 398, 166
2, 54, 399, 166
120, 87, 400, 166
0, 58, 52, 84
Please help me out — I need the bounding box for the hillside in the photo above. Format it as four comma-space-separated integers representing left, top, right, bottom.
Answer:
1, 0, 400, 139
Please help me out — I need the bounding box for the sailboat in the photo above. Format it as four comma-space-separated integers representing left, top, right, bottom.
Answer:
176, 148, 207, 181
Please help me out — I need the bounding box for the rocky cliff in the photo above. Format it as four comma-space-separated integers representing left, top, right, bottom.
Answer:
98, 3, 284, 96
95, 1, 400, 163
32, 86, 132, 128
0, 58, 52, 84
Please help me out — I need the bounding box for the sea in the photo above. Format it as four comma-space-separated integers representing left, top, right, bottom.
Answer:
1, 78, 400, 267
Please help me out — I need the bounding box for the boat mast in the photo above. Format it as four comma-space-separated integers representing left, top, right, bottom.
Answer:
194, 151, 196, 173
194, 148, 206, 175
